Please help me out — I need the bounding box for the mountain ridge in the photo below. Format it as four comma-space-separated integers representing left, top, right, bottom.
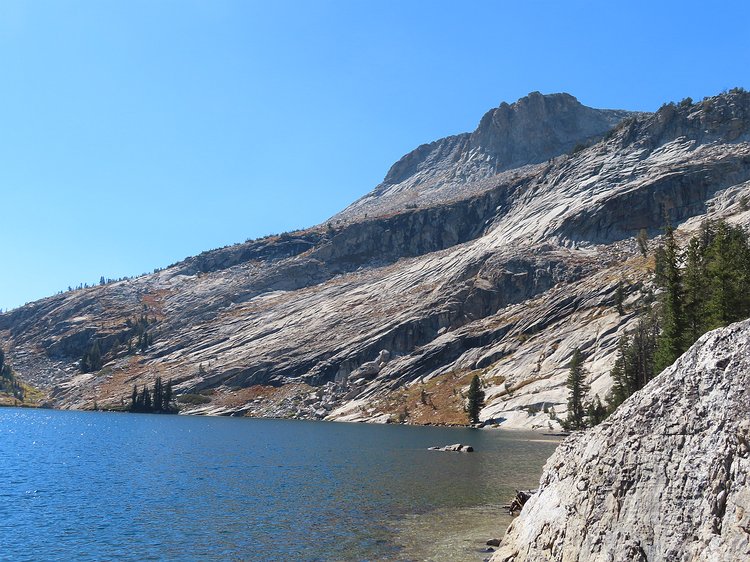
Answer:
336, 91, 638, 223
1, 89, 749, 429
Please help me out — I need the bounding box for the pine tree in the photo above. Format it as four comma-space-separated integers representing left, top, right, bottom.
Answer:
606, 336, 630, 412
655, 224, 685, 372
586, 395, 607, 427
143, 386, 152, 411
466, 375, 485, 424
131, 385, 138, 411
564, 348, 589, 430
682, 236, 707, 347
164, 379, 173, 410
636, 229, 649, 257
89, 341, 102, 371
615, 281, 625, 315
153, 376, 163, 412
629, 313, 658, 392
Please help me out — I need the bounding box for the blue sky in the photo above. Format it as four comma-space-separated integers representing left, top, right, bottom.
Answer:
1, 0, 749, 310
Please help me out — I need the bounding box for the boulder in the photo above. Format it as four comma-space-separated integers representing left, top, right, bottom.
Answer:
492, 319, 750, 561
428, 443, 474, 452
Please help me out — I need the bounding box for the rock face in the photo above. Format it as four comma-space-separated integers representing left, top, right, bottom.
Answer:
492, 319, 750, 562
1, 90, 750, 427
335, 92, 635, 223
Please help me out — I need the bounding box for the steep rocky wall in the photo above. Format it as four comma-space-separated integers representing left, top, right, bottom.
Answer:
492, 319, 750, 562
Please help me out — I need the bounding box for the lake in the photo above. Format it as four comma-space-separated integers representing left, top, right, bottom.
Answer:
0, 408, 558, 561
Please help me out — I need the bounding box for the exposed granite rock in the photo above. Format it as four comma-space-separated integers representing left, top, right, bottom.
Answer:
0, 90, 749, 428
428, 443, 474, 452
336, 92, 636, 223
492, 318, 750, 562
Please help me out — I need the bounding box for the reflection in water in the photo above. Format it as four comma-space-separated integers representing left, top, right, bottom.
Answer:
1, 408, 558, 561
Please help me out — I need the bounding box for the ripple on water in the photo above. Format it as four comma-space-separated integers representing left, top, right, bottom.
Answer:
1, 408, 558, 561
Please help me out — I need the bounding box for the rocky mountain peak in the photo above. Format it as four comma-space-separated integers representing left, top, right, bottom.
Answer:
341, 92, 636, 222
470, 91, 628, 164
387, 91, 632, 185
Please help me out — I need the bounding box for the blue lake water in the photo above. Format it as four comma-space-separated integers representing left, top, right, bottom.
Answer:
0, 408, 557, 561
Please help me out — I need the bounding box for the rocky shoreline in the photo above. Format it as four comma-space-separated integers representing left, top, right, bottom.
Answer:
490, 319, 750, 561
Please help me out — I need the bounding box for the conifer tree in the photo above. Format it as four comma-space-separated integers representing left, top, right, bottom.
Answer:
655, 224, 685, 372
615, 281, 625, 315
586, 395, 607, 427
682, 236, 708, 347
153, 376, 163, 412
606, 336, 630, 412
564, 348, 589, 430
143, 386, 151, 410
466, 375, 485, 424
629, 313, 658, 391
164, 379, 173, 410
636, 228, 649, 257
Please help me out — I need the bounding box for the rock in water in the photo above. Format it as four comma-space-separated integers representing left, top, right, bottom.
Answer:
428, 443, 474, 452
491, 319, 750, 562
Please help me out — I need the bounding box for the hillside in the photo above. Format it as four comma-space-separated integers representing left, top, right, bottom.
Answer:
1, 90, 749, 427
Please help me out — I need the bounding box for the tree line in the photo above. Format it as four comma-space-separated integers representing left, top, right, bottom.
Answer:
564, 219, 750, 430
130, 376, 177, 413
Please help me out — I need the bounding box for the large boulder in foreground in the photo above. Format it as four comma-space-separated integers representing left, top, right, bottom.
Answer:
492, 319, 750, 562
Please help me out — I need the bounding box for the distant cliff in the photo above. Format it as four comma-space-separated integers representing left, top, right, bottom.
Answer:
492, 318, 750, 562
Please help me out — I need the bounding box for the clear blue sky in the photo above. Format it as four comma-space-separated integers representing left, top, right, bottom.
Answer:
1, 0, 749, 311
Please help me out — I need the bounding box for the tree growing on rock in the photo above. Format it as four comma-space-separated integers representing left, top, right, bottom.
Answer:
563, 348, 589, 430
466, 374, 485, 424
636, 228, 649, 257
615, 280, 625, 315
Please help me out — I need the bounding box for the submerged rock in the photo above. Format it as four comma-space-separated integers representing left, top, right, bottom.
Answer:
492, 318, 750, 562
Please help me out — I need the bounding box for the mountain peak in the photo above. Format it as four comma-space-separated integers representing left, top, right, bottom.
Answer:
470, 91, 630, 164
340, 93, 635, 222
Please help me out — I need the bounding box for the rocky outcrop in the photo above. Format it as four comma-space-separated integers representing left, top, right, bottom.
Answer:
336, 92, 636, 223
1, 90, 749, 429
428, 443, 474, 452
492, 318, 750, 562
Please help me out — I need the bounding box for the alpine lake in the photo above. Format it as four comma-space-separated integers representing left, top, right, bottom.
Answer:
1, 408, 559, 561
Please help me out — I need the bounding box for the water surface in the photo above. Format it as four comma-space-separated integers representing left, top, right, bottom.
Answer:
0, 408, 557, 561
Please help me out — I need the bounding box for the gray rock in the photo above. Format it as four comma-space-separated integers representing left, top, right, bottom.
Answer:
429, 443, 474, 452
491, 318, 750, 562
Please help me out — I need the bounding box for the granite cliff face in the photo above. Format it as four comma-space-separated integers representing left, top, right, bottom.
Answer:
492, 318, 750, 562
335, 92, 634, 223
2, 90, 750, 427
